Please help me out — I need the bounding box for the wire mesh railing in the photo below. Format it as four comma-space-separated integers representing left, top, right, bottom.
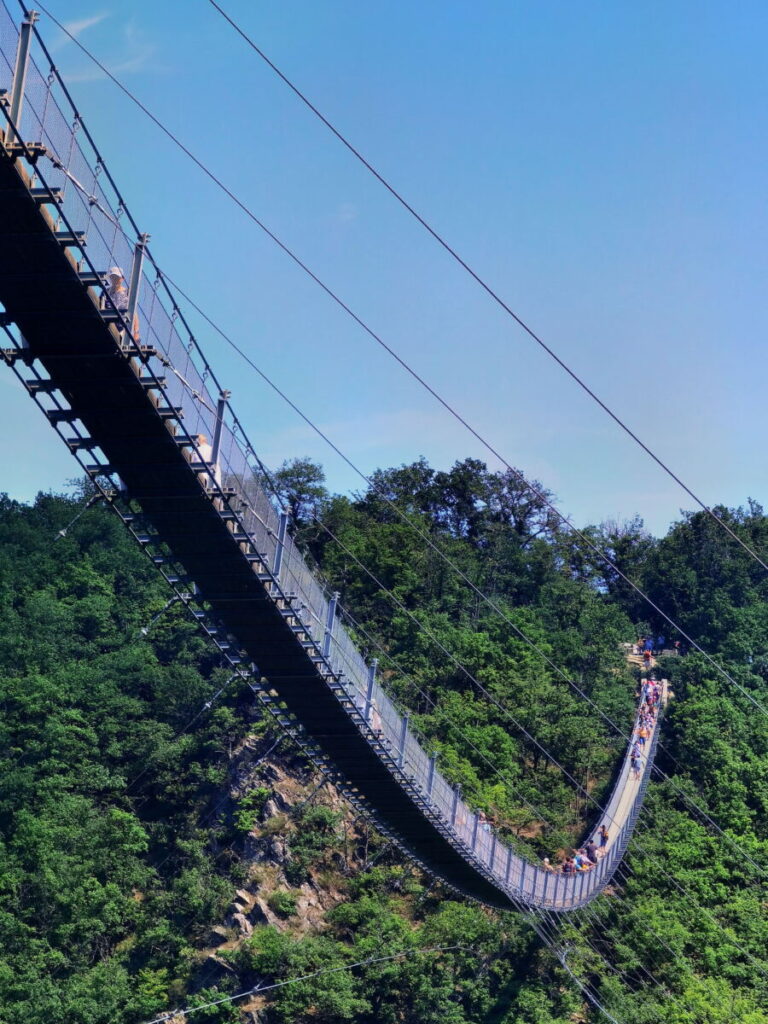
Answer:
0, 2, 662, 912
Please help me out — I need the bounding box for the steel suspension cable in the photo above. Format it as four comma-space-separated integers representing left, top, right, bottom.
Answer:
205, 0, 768, 580
323, 517, 768, 884
136, 274, 768, 882
574, 898, 672, 1001
523, 908, 626, 1024
142, 945, 478, 1024
308, 537, 768, 978
33, 5, 768, 725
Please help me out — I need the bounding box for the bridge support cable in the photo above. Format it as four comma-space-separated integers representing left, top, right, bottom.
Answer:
0, 5, 722, 915
144, 274, 768, 886
522, 908, 627, 1024
317, 515, 768, 889
204, 0, 768, 583
31, 1, 768, 611
113, 252, 768, 883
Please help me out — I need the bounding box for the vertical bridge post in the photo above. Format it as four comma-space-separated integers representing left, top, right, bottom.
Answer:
273, 508, 289, 579
451, 784, 461, 827
426, 753, 436, 803
126, 233, 149, 333
210, 389, 231, 471
322, 591, 339, 659
7, 10, 38, 146
364, 658, 377, 722
397, 714, 408, 768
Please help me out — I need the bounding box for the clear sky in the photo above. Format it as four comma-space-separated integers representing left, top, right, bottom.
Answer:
2, 0, 767, 537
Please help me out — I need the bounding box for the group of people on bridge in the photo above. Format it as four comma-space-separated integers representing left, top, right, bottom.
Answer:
630, 676, 662, 779
541, 669, 663, 876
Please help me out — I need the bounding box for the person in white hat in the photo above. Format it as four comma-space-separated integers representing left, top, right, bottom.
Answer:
103, 266, 140, 341
105, 266, 128, 311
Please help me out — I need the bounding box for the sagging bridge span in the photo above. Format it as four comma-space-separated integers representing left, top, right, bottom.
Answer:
0, 4, 661, 916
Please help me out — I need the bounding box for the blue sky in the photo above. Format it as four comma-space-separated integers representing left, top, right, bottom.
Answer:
1, 0, 767, 536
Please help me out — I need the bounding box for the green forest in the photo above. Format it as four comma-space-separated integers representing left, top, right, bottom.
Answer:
1, 457, 767, 1024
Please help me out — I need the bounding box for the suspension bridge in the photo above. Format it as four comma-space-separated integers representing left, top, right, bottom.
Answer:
0, 5, 661, 916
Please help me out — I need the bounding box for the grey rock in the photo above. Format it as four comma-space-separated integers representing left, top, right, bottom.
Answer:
262, 798, 280, 820
232, 912, 253, 938
209, 924, 230, 944
267, 837, 287, 862
249, 900, 269, 924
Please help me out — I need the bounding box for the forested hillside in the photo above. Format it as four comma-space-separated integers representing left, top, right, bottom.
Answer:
1, 460, 767, 1023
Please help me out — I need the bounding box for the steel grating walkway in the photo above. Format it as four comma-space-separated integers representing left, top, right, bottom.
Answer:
0, 4, 663, 914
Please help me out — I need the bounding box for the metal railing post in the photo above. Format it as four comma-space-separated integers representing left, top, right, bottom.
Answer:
210, 388, 231, 471
397, 714, 409, 768
126, 233, 149, 331
426, 753, 436, 802
506, 847, 513, 884
451, 784, 461, 826
471, 812, 479, 851
598, 850, 609, 884
364, 658, 377, 722
542, 871, 550, 905
553, 872, 561, 907
322, 591, 339, 658
7, 10, 38, 146
273, 508, 289, 579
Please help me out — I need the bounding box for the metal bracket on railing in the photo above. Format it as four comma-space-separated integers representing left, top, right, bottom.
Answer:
451, 784, 461, 826
7, 10, 38, 147
426, 753, 436, 802
398, 714, 409, 769
273, 508, 289, 579
322, 591, 339, 659
126, 232, 149, 330
210, 388, 230, 470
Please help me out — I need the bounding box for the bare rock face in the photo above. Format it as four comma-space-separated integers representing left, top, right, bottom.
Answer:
202, 952, 235, 975
249, 899, 270, 925
228, 888, 255, 916
267, 837, 287, 863
208, 924, 230, 945
253, 896, 281, 927
243, 834, 262, 861
262, 798, 280, 821
231, 912, 253, 938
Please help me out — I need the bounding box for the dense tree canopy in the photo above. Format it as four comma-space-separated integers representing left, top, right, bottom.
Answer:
1, 462, 767, 1023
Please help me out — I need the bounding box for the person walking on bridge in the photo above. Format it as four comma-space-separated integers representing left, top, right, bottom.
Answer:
598, 824, 609, 856
104, 266, 140, 342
